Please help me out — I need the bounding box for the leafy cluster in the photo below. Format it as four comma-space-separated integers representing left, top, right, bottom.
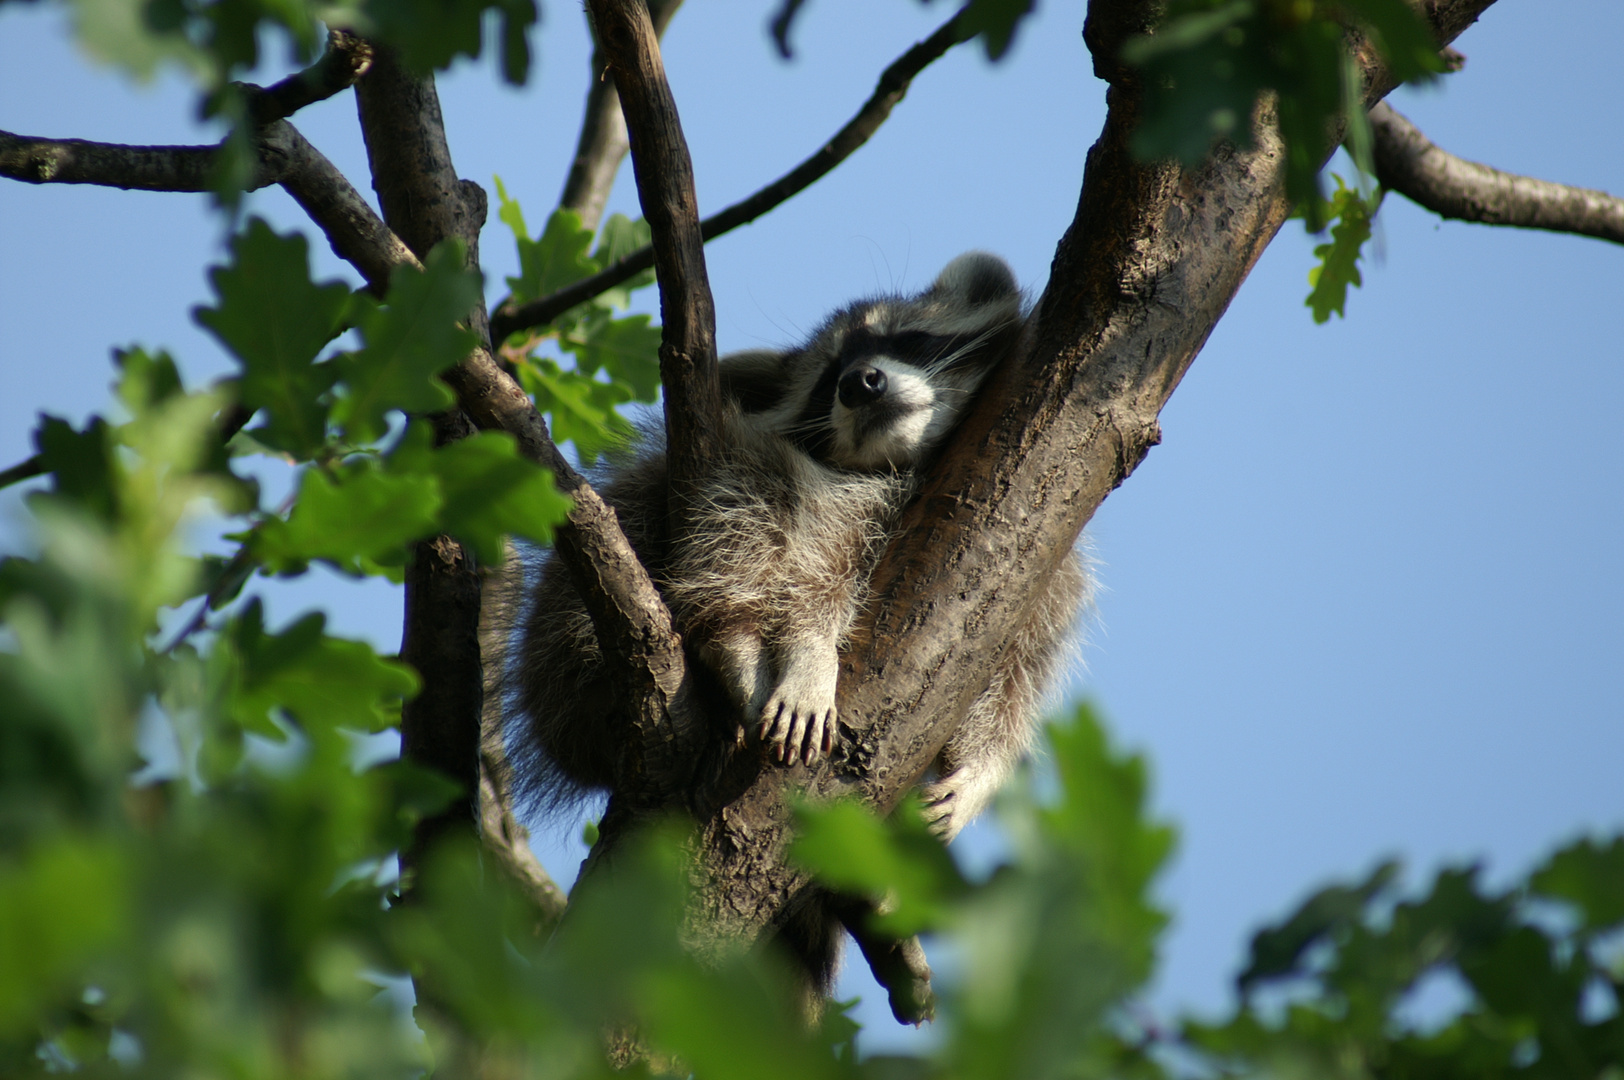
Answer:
0, 204, 569, 1073
1191, 836, 1624, 1079
493, 183, 665, 462
1121, 0, 1439, 226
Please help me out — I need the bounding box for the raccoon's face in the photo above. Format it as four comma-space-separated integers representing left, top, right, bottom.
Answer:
722, 253, 1023, 472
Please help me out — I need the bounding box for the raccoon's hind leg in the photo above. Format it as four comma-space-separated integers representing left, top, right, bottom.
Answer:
920, 551, 1089, 840
700, 627, 775, 743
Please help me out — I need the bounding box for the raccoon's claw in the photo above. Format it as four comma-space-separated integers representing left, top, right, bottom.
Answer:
918, 790, 955, 839
758, 696, 837, 767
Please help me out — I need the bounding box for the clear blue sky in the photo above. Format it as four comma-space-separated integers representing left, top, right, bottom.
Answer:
3, 0, 1621, 1053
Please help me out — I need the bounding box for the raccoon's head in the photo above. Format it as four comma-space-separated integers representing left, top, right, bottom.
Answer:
722, 253, 1023, 471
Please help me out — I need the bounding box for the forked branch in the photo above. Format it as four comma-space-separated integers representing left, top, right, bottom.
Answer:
1370, 100, 1624, 246
488, 5, 972, 343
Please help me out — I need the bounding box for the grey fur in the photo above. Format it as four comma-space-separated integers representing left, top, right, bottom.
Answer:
507, 253, 1089, 841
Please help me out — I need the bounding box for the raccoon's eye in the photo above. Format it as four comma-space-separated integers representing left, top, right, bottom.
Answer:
887, 331, 937, 358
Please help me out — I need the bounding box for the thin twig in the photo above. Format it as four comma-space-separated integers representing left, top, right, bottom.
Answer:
1370, 100, 1624, 246
0, 403, 253, 496
0, 456, 45, 490
489, 6, 971, 343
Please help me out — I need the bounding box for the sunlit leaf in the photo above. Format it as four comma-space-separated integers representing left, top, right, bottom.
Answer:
331, 241, 480, 444
195, 219, 348, 460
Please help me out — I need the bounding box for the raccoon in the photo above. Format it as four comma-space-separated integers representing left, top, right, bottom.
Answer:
509, 252, 1088, 841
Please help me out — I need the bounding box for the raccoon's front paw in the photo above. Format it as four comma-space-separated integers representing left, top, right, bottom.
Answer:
758, 683, 837, 767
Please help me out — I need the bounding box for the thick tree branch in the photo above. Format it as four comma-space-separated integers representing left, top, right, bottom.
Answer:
559, 0, 684, 231
262, 121, 418, 287
351, 50, 520, 901
0, 129, 282, 191
669, 0, 1501, 982
488, 5, 970, 343
585, 0, 724, 503
1371, 100, 1624, 246
265, 115, 691, 799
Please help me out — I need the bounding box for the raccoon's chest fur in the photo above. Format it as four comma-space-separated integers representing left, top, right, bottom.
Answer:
657, 437, 910, 650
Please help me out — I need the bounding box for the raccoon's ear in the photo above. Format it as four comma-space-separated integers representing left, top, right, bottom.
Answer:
930, 252, 1019, 309
719, 349, 788, 413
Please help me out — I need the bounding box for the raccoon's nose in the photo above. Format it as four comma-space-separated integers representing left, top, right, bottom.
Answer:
837, 364, 888, 407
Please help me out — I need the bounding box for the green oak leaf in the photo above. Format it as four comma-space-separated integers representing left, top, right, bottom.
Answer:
225, 598, 419, 735
387, 422, 571, 563
331, 241, 480, 444
0, 839, 128, 1036
504, 206, 599, 307
1306, 176, 1382, 323
1530, 835, 1624, 931
1237, 858, 1400, 994
253, 458, 441, 575
516, 356, 635, 462
962, 0, 1037, 61
358, 0, 536, 84
589, 213, 656, 309
195, 219, 349, 460
790, 797, 968, 937
561, 309, 663, 401
32, 416, 118, 525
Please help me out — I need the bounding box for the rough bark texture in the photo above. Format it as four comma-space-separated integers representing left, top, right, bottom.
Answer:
0, 130, 279, 190
1371, 99, 1624, 245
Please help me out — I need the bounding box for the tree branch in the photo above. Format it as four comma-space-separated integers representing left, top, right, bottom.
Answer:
0, 129, 284, 191
488, 5, 971, 343
585, 0, 724, 505
245, 30, 374, 126
1, 34, 370, 192
1370, 100, 1624, 246
558, 0, 684, 232
1, 403, 252, 496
